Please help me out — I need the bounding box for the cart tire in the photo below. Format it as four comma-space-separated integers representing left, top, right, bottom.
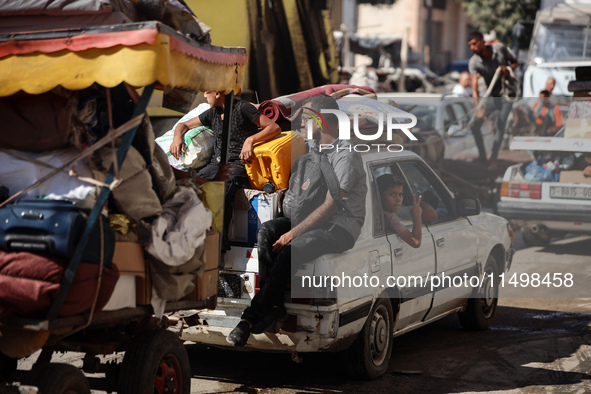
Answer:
117, 329, 191, 394
23, 363, 90, 394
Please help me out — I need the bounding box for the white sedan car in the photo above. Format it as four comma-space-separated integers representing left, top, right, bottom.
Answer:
181, 150, 514, 380
495, 136, 591, 246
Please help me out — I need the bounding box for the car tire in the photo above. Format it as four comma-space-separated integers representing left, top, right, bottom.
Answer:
522, 228, 551, 247
23, 363, 90, 394
345, 298, 394, 380
117, 329, 191, 394
459, 254, 499, 330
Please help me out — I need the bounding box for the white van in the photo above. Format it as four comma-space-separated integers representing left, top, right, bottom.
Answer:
522, 4, 591, 98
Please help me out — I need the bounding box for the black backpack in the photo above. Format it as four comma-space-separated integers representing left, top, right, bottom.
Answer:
282, 148, 341, 226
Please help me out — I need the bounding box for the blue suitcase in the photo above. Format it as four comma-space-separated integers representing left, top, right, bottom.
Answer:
0, 199, 114, 265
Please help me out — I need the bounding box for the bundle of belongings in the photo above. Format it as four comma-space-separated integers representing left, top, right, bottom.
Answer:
523, 152, 577, 182
155, 103, 215, 172
0, 83, 215, 320
0, 0, 212, 43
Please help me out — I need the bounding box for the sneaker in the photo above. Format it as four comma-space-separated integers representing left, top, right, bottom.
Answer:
251, 306, 288, 334
226, 320, 251, 347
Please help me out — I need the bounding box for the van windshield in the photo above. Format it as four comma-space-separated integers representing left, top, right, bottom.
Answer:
531, 22, 591, 63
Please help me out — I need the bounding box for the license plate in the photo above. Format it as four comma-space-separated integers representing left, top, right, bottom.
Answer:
550, 185, 591, 200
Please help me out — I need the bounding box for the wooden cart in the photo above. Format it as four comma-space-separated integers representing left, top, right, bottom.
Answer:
0, 21, 246, 394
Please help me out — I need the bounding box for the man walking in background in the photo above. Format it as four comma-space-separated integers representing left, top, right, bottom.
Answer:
467, 31, 519, 171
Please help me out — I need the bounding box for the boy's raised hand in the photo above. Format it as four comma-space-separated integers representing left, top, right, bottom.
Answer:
411, 194, 422, 219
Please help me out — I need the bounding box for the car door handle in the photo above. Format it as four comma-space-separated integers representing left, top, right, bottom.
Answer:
394, 247, 403, 257
436, 238, 445, 247
369, 250, 380, 273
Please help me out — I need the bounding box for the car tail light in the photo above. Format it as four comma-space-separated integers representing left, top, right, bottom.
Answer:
500, 182, 541, 199
254, 273, 260, 295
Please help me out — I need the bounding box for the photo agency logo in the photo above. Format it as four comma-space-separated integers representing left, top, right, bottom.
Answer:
302, 107, 418, 152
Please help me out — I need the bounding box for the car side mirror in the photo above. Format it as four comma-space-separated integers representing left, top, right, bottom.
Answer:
456, 196, 481, 216
447, 124, 463, 136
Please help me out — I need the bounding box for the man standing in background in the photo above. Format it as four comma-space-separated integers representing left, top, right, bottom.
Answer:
467, 31, 519, 171
452, 71, 472, 97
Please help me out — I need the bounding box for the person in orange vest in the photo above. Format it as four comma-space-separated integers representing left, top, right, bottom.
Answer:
531, 90, 563, 136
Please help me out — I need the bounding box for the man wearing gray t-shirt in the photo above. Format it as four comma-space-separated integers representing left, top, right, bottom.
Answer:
226, 95, 367, 347
468, 31, 519, 171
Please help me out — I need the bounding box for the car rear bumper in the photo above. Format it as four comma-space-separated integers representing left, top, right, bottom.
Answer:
179, 302, 356, 353
496, 201, 591, 223
496, 200, 591, 233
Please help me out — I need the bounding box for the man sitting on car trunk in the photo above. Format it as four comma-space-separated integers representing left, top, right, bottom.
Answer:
226, 95, 368, 347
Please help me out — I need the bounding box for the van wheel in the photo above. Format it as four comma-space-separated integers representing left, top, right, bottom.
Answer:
345, 298, 394, 380
459, 255, 499, 330
23, 363, 90, 394
117, 329, 191, 394
522, 228, 551, 247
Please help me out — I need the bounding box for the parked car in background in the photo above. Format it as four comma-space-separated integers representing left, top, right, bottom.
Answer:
181, 150, 514, 380
495, 135, 591, 246
445, 58, 470, 74
377, 93, 495, 159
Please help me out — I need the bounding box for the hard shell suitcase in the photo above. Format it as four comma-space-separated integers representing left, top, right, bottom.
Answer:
245, 131, 306, 191
0, 199, 114, 265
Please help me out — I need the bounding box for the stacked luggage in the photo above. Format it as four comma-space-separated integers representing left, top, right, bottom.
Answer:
0, 85, 216, 320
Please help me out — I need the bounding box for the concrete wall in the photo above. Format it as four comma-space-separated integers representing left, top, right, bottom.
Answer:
186, 0, 253, 87
357, 0, 473, 69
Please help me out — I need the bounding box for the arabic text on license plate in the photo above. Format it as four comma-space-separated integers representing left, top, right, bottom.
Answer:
550, 186, 591, 200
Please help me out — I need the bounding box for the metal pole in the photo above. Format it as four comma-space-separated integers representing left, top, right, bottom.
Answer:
221, 91, 235, 165
425, 0, 432, 69
399, 26, 409, 92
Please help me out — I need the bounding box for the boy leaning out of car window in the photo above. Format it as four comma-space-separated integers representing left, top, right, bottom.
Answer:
377, 174, 438, 248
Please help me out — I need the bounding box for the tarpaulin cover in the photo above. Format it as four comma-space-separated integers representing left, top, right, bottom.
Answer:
0, 0, 112, 16
0, 22, 247, 97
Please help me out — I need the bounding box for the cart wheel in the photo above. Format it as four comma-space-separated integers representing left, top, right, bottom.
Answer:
117, 329, 191, 394
22, 363, 90, 394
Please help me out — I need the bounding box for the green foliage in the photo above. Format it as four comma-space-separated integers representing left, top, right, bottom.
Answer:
460, 0, 540, 49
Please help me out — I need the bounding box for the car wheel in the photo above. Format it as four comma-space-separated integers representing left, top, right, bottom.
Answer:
345, 298, 394, 380
23, 363, 90, 394
117, 329, 191, 394
522, 228, 551, 247
459, 254, 499, 330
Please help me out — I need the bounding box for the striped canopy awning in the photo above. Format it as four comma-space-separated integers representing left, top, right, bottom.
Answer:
0, 21, 247, 97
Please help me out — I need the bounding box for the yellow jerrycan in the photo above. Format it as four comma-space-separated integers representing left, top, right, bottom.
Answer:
245, 131, 306, 191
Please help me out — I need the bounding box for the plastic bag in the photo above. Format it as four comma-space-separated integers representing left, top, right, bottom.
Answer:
524, 161, 556, 182
155, 103, 215, 171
